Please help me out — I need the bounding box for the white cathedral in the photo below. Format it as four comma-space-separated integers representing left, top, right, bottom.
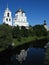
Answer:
3, 6, 29, 28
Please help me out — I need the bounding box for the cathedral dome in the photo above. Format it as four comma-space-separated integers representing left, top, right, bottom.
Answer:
5, 7, 11, 13
44, 20, 47, 25
15, 9, 25, 13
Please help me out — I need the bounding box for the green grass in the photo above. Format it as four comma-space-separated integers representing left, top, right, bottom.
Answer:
13, 36, 36, 46
12, 36, 46, 47
0, 36, 47, 52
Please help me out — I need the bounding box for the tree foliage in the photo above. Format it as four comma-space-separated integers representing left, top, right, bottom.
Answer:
12, 25, 48, 39
0, 23, 48, 50
12, 26, 21, 41
20, 26, 29, 37
33, 25, 48, 37
0, 24, 12, 49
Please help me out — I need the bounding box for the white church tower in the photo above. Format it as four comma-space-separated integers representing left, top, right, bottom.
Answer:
44, 20, 49, 31
13, 9, 29, 28
3, 5, 12, 26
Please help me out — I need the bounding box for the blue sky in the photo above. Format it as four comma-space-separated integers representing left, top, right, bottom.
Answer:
0, 0, 49, 27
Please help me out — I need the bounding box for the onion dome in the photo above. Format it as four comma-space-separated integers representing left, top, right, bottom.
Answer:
15, 9, 25, 13
44, 20, 47, 25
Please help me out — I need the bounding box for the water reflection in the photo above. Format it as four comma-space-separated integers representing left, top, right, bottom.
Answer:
16, 49, 27, 63
11, 47, 45, 65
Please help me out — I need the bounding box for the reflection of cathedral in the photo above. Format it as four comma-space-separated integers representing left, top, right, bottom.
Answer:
3, 6, 29, 28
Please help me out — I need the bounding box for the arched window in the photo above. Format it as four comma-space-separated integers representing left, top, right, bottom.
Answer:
6, 18, 8, 21
7, 13, 9, 17
9, 19, 11, 21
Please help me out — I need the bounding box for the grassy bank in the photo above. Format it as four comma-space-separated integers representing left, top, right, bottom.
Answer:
12, 36, 48, 47
0, 36, 48, 52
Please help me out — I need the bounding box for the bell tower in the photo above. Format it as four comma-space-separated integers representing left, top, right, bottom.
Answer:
44, 20, 48, 31
3, 5, 12, 26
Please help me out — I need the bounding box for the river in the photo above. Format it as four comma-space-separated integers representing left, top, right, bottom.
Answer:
0, 39, 49, 65
10, 43, 49, 65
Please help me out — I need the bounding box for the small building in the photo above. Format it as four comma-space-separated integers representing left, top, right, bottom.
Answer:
44, 20, 49, 31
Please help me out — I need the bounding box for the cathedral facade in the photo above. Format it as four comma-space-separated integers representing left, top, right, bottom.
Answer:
3, 7, 29, 28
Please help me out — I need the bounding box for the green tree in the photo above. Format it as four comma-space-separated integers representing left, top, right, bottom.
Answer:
12, 26, 21, 41
0, 24, 12, 49
33, 25, 48, 37
28, 25, 33, 36
21, 26, 29, 37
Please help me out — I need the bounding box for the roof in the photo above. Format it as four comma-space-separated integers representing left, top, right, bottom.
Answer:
15, 9, 25, 13
44, 20, 47, 25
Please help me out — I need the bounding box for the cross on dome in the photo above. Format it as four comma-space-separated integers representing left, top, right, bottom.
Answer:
6, 4, 9, 11
7, 4, 8, 9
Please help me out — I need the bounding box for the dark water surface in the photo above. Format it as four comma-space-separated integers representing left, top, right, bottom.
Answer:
10, 47, 46, 65
0, 39, 48, 65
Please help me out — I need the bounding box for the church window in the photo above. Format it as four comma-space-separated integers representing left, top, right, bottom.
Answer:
6, 18, 8, 21
7, 13, 9, 17
9, 19, 11, 21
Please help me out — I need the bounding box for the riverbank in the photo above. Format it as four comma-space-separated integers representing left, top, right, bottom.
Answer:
0, 41, 48, 65
0, 37, 48, 65
44, 44, 49, 65
13, 36, 48, 47
0, 36, 48, 52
